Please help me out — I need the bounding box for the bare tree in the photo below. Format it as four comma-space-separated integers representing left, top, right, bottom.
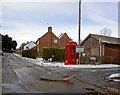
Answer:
99, 28, 112, 36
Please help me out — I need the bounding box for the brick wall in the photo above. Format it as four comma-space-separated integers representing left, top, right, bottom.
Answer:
38, 31, 59, 56
59, 33, 71, 48
36, 27, 72, 56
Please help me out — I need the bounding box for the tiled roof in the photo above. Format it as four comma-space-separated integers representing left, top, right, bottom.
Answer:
81, 34, 120, 45
91, 34, 120, 43
58, 33, 64, 39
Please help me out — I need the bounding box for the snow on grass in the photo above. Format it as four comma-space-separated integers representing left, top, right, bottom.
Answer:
15, 54, 120, 69
34, 59, 120, 69
37, 62, 120, 69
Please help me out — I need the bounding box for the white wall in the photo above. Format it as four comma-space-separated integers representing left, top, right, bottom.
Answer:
24, 42, 36, 50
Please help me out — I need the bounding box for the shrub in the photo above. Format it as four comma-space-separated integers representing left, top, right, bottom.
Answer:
42, 48, 65, 62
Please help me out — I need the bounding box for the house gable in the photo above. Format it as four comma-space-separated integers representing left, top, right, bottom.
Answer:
36, 26, 73, 56
81, 34, 120, 45
39, 31, 59, 48
36, 26, 59, 55
59, 33, 72, 48
81, 34, 120, 64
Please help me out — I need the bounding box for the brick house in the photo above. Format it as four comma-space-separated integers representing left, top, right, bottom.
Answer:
81, 34, 120, 64
36, 26, 71, 56
58, 33, 72, 48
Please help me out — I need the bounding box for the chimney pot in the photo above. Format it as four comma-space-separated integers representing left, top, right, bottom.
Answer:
48, 26, 52, 32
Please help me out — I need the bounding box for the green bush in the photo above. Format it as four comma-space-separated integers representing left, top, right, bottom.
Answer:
42, 48, 65, 62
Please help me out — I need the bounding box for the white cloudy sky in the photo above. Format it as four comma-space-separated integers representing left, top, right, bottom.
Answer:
0, 0, 119, 48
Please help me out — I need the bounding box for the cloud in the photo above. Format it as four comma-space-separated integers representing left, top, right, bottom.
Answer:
1, 0, 120, 2
2, 23, 46, 47
2, 2, 78, 33
81, 2, 118, 38
82, 2, 118, 24
2, 2, 77, 21
1, 2, 79, 48
2, 20, 79, 48
81, 25, 118, 39
1, 1, 118, 48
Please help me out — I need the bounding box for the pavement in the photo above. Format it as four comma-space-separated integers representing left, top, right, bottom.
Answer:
1, 53, 120, 95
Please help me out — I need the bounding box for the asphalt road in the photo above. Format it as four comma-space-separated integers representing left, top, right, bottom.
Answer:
2, 53, 120, 95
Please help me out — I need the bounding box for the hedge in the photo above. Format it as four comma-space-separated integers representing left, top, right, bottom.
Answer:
22, 46, 37, 59
42, 48, 65, 62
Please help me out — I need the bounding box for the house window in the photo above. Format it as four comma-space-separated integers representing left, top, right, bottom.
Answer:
54, 39, 58, 43
26, 46, 29, 50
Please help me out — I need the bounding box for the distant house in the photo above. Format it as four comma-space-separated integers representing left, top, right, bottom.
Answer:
81, 34, 120, 64
36, 26, 71, 56
58, 33, 72, 48
24, 41, 36, 50
36, 26, 59, 55
22, 41, 37, 58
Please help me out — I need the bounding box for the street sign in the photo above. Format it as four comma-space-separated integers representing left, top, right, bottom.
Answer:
76, 45, 84, 53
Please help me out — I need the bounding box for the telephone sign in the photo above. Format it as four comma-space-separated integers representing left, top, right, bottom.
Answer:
76, 45, 84, 53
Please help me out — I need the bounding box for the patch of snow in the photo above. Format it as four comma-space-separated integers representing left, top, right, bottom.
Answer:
35, 61, 120, 69
109, 73, 120, 78
109, 73, 120, 82
102, 40, 120, 45
14, 54, 120, 69
14, 53, 21, 57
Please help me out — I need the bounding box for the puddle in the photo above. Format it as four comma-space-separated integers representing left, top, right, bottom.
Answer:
40, 77, 74, 85
84, 88, 102, 95
40, 77, 68, 82
2, 83, 26, 93
84, 88, 95, 91
86, 91, 101, 95
27, 65, 32, 67
2, 83, 21, 89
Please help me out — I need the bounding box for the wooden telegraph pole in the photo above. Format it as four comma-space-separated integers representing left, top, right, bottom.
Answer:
77, 0, 81, 64
78, 0, 81, 46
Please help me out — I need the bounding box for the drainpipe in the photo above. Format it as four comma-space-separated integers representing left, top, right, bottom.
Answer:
103, 44, 105, 63
99, 39, 102, 64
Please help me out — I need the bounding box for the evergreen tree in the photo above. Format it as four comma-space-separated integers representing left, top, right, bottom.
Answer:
2, 34, 17, 52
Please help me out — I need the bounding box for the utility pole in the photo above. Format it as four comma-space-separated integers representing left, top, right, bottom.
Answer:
78, 0, 81, 45
78, 0, 81, 64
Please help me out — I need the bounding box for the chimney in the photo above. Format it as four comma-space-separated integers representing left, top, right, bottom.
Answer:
48, 26, 52, 32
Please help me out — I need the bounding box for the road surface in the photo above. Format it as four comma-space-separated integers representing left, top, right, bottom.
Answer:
2, 53, 120, 95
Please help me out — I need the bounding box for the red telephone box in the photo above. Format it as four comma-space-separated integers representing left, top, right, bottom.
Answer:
64, 41, 77, 65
